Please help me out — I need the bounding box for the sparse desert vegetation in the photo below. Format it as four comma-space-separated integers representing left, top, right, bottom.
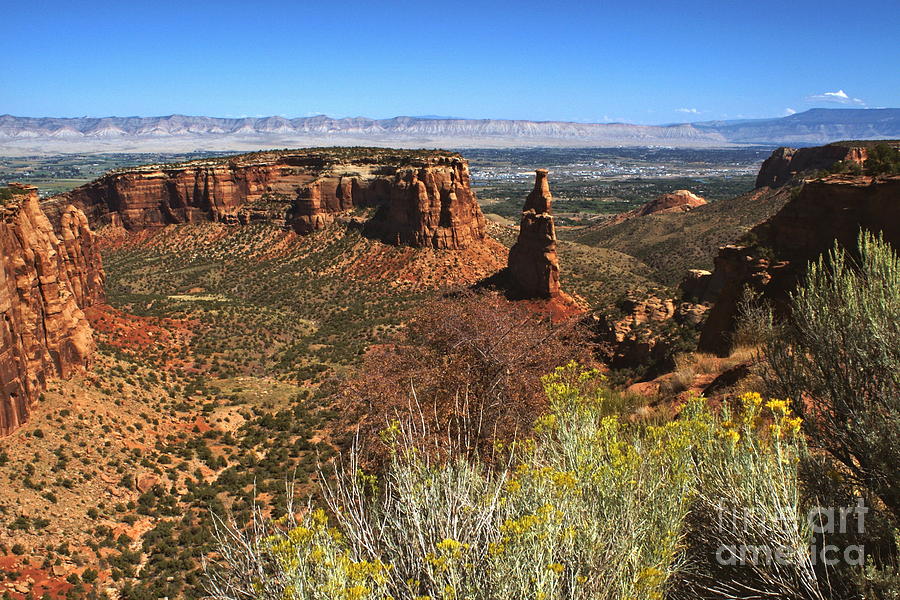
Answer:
206, 232, 900, 600
1, 143, 898, 600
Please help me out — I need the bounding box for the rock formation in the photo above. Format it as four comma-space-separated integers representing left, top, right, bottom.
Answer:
602, 189, 706, 227
506, 170, 561, 298
754, 144, 869, 188
590, 294, 709, 371
679, 269, 714, 302
44, 148, 488, 250
633, 189, 707, 217
0, 185, 104, 435
699, 174, 900, 355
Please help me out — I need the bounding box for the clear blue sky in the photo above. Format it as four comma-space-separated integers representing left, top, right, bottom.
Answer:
3, 0, 897, 124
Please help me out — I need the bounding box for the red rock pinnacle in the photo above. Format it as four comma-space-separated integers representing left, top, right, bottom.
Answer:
507, 169, 560, 298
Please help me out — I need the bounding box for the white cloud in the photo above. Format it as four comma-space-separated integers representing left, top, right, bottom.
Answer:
784, 107, 797, 115
806, 89, 866, 106
676, 107, 700, 114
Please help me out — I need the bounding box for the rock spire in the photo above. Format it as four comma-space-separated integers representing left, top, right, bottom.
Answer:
507, 169, 561, 298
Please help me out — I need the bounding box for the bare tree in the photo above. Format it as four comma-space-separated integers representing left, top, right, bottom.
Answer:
340, 290, 593, 462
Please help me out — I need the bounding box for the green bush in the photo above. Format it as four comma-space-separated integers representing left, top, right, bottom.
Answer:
0, 186, 30, 204
863, 143, 900, 176
764, 231, 900, 520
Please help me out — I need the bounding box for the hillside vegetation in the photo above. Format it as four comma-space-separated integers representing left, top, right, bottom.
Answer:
566, 185, 793, 285
206, 234, 900, 600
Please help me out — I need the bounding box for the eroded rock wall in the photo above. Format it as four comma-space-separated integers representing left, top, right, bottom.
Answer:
755, 145, 868, 188
0, 186, 104, 435
45, 150, 488, 250
699, 175, 900, 354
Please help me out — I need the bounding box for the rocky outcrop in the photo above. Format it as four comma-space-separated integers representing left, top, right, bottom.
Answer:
591, 295, 709, 371
699, 174, 900, 355
0, 185, 104, 435
506, 170, 560, 298
679, 269, 713, 302
44, 149, 488, 250
601, 189, 706, 228
634, 189, 707, 216
754, 144, 868, 188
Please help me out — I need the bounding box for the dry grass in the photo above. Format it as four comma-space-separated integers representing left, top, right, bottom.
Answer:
657, 346, 762, 398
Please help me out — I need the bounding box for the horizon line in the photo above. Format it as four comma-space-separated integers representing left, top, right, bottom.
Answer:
3, 107, 897, 128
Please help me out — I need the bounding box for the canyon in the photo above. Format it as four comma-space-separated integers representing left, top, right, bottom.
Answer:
5, 141, 896, 436
0, 148, 498, 434
0, 140, 897, 599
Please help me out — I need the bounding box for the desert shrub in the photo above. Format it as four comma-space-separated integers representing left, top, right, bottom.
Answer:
732, 287, 775, 349
207, 365, 830, 600
798, 450, 900, 600
859, 530, 900, 600
763, 232, 900, 520
826, 160, 864, 176
673, 393, 826, 600
660, 353, 698, 395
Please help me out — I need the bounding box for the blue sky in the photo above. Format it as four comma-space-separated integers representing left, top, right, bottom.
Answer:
2, 0, 897, 124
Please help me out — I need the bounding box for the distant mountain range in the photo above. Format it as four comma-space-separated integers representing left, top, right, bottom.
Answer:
691, 108, 900, 144
0, 108, 897, 155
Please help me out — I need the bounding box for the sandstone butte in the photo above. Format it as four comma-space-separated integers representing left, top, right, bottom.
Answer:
0, 185, 105, 435
699, 173, 900, 355
507, 169, 561, 299
43, 148, 489, 250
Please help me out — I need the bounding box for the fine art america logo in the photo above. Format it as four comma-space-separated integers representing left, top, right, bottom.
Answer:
716, 498, 868, 567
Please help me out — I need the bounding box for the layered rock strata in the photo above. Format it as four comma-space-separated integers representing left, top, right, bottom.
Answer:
506, 169, 561, 298
44, 149, 488, 250
699, 174, 900, 355
755, 144, 869, 188
0, 185, 104, 435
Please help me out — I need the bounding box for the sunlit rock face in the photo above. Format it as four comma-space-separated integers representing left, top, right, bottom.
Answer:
507, 169, 561, 299
44, 149, 488, 250
754, 144, 868, 188
1, 185, 104, 435
700, 174, 900, 355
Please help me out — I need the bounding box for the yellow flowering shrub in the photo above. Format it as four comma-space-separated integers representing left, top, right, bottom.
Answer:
261, 509, 392, 600
210, 364, 813, 600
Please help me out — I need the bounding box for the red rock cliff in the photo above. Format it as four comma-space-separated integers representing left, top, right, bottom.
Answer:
507, 170, 561, 298
699, 174, 900, 355
755, 144, 869, 188
45, 149, 488, 250
0, 185, 104, 435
